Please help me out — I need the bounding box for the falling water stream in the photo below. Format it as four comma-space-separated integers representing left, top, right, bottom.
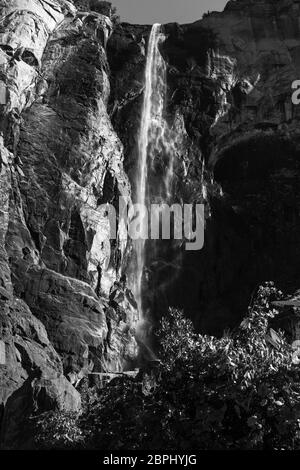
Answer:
134, 23, 167, 320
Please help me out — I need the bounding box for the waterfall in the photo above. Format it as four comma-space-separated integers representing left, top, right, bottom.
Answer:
134, 23, 167, 319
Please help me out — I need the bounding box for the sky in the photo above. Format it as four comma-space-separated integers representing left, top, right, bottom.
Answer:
112, 0, 228, 25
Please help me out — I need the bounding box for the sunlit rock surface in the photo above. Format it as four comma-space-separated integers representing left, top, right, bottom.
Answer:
0, 0, 137, 448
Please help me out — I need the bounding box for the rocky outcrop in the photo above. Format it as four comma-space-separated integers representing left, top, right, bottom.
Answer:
0, 0, 138, 448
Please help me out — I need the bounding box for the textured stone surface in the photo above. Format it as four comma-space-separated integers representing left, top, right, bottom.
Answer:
200, 0, 300, 166
0, 0, 137, 448
1, 0, 136, 376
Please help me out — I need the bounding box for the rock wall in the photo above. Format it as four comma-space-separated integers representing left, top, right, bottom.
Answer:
199, 0, 300, 331
0, 0, 137, 448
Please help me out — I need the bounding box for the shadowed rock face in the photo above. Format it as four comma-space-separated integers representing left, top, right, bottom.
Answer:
199, 0, 300, 331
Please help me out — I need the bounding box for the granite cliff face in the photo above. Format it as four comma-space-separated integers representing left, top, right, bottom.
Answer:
188, 0, 300, 332
201, 0, 300, 331
0, 0, 137, 448
1, 0, 300, 448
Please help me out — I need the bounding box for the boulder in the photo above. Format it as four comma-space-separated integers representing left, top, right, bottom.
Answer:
0, 374, 81, 449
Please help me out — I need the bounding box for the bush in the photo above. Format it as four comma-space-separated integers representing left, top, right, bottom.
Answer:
33, 411, 85, 449
33, 283, 300, 450
155, 283, 300, 449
